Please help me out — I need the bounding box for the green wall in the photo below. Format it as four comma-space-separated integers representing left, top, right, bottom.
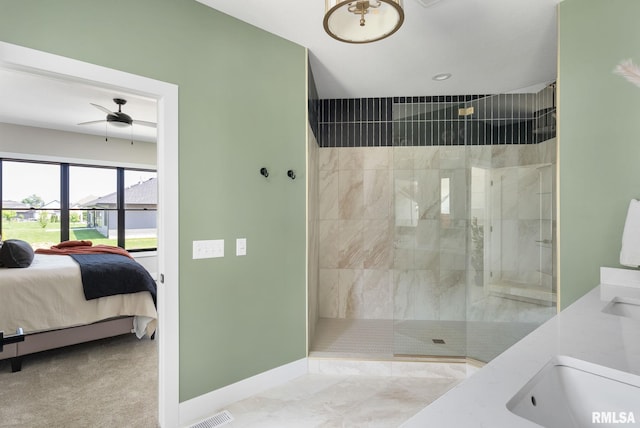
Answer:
559, 0, 640, 308
0, 0, 307, 401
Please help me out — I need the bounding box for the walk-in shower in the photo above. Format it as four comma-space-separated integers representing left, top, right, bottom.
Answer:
310, 86, 557, 363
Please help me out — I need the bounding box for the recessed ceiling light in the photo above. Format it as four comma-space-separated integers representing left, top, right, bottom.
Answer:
432, 73, 452, 81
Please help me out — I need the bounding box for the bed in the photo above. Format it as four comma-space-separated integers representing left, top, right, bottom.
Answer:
0, 246, 157, 372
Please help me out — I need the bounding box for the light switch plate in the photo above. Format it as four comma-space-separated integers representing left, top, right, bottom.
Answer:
236, 238, 247, 256
193, 239, 224, 259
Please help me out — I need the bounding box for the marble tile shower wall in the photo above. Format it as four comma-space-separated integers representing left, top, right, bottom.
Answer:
318, 147, 395, 320
315, 87, 556, 323
308, 125, 320, 340
318, 146, 468, 321
317, 141, 556, 322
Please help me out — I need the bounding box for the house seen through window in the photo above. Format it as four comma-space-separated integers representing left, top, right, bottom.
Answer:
1, 159, 157, 251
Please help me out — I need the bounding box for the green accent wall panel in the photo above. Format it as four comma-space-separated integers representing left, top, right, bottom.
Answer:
0, 0, 307, 401
559, 0, 640, 309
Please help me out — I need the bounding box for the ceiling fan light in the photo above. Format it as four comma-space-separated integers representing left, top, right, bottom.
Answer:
79, 98, 155, 131
324, 0, 404, 44
109, 121, 131, 128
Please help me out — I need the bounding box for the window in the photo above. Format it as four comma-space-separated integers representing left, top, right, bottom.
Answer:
124, 170, 157, 250
70, 165, 118, 246
0, 159, 157, 251
1, 161, 61, 249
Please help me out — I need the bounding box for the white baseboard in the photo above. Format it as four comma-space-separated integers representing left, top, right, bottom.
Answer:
179, 358, 308, 427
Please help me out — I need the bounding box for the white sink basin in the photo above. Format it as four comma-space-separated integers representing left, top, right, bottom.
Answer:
507, 356, 640, 427
602, 297, 640, 321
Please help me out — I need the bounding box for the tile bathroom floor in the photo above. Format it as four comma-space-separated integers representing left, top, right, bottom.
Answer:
221, 373, 461, 428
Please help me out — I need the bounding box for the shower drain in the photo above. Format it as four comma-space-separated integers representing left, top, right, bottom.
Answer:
432, 338, 446, 344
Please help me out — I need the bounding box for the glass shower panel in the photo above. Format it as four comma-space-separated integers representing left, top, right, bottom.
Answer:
391, 97, 469, 358
392, 93, 468, 357
392, 145, 470, 358
391, 90, 557, 362
487, 164, 555, 304
469, 165, 489, 288
466, 151, 557, 363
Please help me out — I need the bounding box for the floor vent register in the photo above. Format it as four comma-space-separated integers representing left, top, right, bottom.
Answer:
189, 410, 234, 428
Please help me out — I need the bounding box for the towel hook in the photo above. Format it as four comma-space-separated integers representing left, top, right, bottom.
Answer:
287, 170, 296, 180
260, 167, 269, 178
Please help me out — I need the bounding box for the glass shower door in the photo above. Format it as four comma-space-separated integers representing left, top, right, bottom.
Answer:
391, 97, 470, 359
391, 146, 469, 358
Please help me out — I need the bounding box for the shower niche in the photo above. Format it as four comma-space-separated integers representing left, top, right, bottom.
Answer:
485, 163, 556, 306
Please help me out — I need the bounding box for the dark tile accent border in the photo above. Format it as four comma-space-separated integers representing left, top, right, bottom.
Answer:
318, 98, 394, 148
315, 85, 555, 148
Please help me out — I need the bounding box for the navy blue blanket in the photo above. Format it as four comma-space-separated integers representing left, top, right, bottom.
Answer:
69, 254, 156, 306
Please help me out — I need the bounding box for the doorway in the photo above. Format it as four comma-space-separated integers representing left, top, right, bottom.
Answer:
0, 41, 179, 428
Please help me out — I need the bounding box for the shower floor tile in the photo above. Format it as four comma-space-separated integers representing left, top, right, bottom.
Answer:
311, 318, 541, 362
393, 320, 466, 357
310, 318, 394, 358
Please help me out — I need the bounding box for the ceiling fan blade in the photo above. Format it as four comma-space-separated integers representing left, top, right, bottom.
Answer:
133, 120, 157, 128
90, 103, 115, 115
77, 120, 107, 125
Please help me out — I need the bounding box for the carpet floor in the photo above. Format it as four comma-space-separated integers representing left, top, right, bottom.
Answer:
0, 334, 158, 428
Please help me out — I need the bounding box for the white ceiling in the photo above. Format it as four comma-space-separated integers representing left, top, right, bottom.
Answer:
198, 0, 560, 99
0, 67, 157, 143
0, 0, 559, 144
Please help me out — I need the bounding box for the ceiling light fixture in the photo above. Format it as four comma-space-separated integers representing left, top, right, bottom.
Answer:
432, 73, 452, 81
324, 0, 404, 44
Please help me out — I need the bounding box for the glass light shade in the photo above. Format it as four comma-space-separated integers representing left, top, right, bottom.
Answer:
109, 121, 131, 128
324, 0, 404, 43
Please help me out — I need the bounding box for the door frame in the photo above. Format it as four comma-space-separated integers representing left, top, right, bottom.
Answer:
0, 41, 180, 428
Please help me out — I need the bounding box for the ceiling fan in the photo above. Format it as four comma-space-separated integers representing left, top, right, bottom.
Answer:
78, 98, 156, 128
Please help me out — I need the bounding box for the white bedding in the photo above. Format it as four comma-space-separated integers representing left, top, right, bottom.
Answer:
0, 253, 157, 337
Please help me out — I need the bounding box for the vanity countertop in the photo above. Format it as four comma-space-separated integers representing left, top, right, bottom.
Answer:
402, 277, 640, 427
